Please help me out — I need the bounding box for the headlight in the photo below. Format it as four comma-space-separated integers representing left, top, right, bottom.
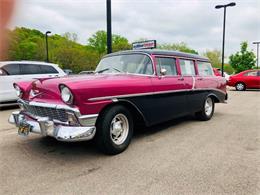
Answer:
60, 85, 73, 104
14, 84, 23, 98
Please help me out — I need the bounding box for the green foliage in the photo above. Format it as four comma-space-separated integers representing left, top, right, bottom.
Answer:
203, 49, 221, 68
158, 42, 198, 54
6, 27, 202, 73
229, 42, 256, 73
88, 30, 131, 56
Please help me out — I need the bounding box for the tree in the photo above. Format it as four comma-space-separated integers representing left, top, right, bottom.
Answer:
158, 42, 198, 54
203, 49, 221, 68
88, 30, 131, 56
229, 42, 256, 73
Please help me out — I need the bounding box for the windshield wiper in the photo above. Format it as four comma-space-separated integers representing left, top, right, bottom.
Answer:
95, 67, 122, 74
95, 68, 109, 73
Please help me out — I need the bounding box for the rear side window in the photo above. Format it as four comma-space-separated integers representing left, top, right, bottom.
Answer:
20, 64, 42, 75
197, 61, 213, 76
244, 71, 257, 76
155, 57, 177, 76
1, 64, 20, 75
40, 65, 58, 74
179, 59, 196, 76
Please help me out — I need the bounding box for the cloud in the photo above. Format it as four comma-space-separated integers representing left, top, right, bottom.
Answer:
9, 0, 260, 56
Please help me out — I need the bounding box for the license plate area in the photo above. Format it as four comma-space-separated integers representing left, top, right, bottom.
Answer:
18, 122, 31, 136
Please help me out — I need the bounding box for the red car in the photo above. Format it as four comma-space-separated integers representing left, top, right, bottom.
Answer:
9, 50, 227, 154
227, 69, 260, 91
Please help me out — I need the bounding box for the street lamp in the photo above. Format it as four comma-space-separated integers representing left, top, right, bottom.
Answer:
45, 31, 51, 62
253, 41, 260, 68
215, 2, 236, 77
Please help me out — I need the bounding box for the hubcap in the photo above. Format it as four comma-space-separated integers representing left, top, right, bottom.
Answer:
205, 98, 213, 116
236, 83, 244, 91
110, 113, 129, 145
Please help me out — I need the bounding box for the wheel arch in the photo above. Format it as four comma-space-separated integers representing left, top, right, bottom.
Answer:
96, 99, 148, 127
207, 93, 220, 103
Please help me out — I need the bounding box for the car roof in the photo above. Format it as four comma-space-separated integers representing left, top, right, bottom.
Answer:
0, 61, 59, 67
104, 49, 209, 61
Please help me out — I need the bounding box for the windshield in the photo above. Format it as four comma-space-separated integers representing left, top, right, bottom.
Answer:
95, 54, 154, 75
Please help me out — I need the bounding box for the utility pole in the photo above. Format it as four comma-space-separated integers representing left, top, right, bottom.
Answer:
45, 31, 51, 62
106, 0, 112, 54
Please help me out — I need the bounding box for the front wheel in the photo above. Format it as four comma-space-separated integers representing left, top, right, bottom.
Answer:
235, 82, 246, 91
195, 96, 215, 121
95, 105, 133, 155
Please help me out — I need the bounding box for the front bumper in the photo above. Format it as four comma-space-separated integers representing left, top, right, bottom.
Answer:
9, 110, 97, 142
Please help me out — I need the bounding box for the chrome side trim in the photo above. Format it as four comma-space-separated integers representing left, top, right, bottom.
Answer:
192, 76, 195, 90
88, 88, 226, 101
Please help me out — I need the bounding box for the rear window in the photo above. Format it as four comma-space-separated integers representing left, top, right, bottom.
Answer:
197, 61, 213, 76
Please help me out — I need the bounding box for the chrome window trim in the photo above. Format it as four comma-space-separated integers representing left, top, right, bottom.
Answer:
88, 88, 226, 101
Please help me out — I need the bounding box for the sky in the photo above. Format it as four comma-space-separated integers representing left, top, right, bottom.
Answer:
9, 0, 260, 57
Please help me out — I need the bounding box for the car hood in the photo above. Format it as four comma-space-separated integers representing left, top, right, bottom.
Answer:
25, 73, 153, 104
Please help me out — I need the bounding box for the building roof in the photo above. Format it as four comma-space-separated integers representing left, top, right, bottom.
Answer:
106, 49, 209, 61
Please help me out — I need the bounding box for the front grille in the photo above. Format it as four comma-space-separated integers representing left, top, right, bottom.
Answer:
23, 104, 68, 122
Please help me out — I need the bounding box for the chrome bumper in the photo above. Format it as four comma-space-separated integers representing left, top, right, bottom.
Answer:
9, 111, 96, 142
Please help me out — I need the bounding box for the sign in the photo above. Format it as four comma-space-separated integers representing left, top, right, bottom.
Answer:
132, 40, 156, 50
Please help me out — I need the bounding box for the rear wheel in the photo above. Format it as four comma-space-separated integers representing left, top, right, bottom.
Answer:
235, 82, 246, 91
195, 96, 215, 121
95, 105, 133, 155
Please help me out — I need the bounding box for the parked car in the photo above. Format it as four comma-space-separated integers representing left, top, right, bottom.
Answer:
213, 68, 230, 81
79, 70, 94, 75
63, 69, 73, 75
213, 68, 221, 76
227, 69, 260, 91
9, 50, 227, 154
0, 61, 66, 107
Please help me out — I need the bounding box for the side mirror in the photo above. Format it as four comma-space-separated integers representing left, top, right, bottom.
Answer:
160, 68, 167, 76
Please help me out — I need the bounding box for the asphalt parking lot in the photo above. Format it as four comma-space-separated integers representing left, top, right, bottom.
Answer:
0, 90, 259, 195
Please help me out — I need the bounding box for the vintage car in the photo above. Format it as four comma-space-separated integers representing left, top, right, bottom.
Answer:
227, 69, 260, 91
9, 50, 227, 154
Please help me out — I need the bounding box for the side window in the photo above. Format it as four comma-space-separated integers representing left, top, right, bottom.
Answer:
197, 61, 214, 76
40, 65, 59, 74
20, 64, 42, 75
2, 64, 20, 75
155, 57, 177, 76
179, 59, 195, 76
245, 71, 257, 76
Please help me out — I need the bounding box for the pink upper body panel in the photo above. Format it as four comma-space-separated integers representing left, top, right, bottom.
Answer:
16, 50, 227, 115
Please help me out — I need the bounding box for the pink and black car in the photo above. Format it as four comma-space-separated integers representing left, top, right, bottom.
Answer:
9, 50, 227, 154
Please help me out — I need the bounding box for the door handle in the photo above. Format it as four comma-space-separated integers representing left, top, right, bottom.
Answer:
178, 78, 184, 81
197, 78, 203, 81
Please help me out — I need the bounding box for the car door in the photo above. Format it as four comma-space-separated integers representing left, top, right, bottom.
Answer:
243, 70, 258, 88
0, 63, 22, 102
150, 56, 191, 124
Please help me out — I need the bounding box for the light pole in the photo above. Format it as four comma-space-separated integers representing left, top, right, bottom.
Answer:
45, 31, 51, 62
253, 41, 260, 68
215, 2, 236, 77
106, 0, 112, 54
